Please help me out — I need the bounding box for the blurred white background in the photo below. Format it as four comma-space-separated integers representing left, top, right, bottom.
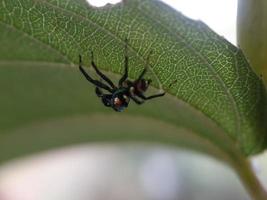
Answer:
0, 145, 252, 200
89, 0, 237, 44
1, 0, 266, 200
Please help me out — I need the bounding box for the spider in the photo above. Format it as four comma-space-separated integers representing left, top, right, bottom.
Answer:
79, 40, 165, 112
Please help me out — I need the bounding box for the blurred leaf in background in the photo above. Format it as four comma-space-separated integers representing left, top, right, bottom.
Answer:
237, 0, 267, 83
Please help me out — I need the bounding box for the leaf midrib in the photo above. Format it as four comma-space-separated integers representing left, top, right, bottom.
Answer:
0, 59, 232, 148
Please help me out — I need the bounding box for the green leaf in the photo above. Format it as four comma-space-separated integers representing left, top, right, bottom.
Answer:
0, 0, 267, 198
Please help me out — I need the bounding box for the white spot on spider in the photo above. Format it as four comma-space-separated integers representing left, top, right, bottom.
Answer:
86, 0, 121, 7
123, 95, 129, 102
114, 97, 121, 106
130, 87, 135, 95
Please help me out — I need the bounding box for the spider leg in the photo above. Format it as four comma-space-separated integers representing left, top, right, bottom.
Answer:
79, 55, 113, 93
137, 92, 165, 100
130, 95, 144, 105
137, 68, 147, 80
119, 39, 129, 87
95, 87, 103, 97
90, 51, 116, 89
137, 50, 152, 80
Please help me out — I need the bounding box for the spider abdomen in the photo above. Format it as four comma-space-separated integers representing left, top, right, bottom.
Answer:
133, 79, 151, 94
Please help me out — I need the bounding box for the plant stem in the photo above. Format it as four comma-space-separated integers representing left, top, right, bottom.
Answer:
234, 158, 267, 200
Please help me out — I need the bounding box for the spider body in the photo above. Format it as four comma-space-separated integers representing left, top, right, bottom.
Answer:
124, 79, 151, 94
79, 40, 165, 112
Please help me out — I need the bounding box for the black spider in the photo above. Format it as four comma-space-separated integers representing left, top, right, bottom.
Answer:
79, 40, 165, 112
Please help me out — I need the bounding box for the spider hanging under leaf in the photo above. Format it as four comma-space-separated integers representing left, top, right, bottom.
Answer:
79, 39, 165, 112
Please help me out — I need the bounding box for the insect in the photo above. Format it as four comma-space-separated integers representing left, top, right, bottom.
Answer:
79, 40, 165, 112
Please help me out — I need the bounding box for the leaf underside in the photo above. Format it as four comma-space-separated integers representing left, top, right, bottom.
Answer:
0, 0, 267, 164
